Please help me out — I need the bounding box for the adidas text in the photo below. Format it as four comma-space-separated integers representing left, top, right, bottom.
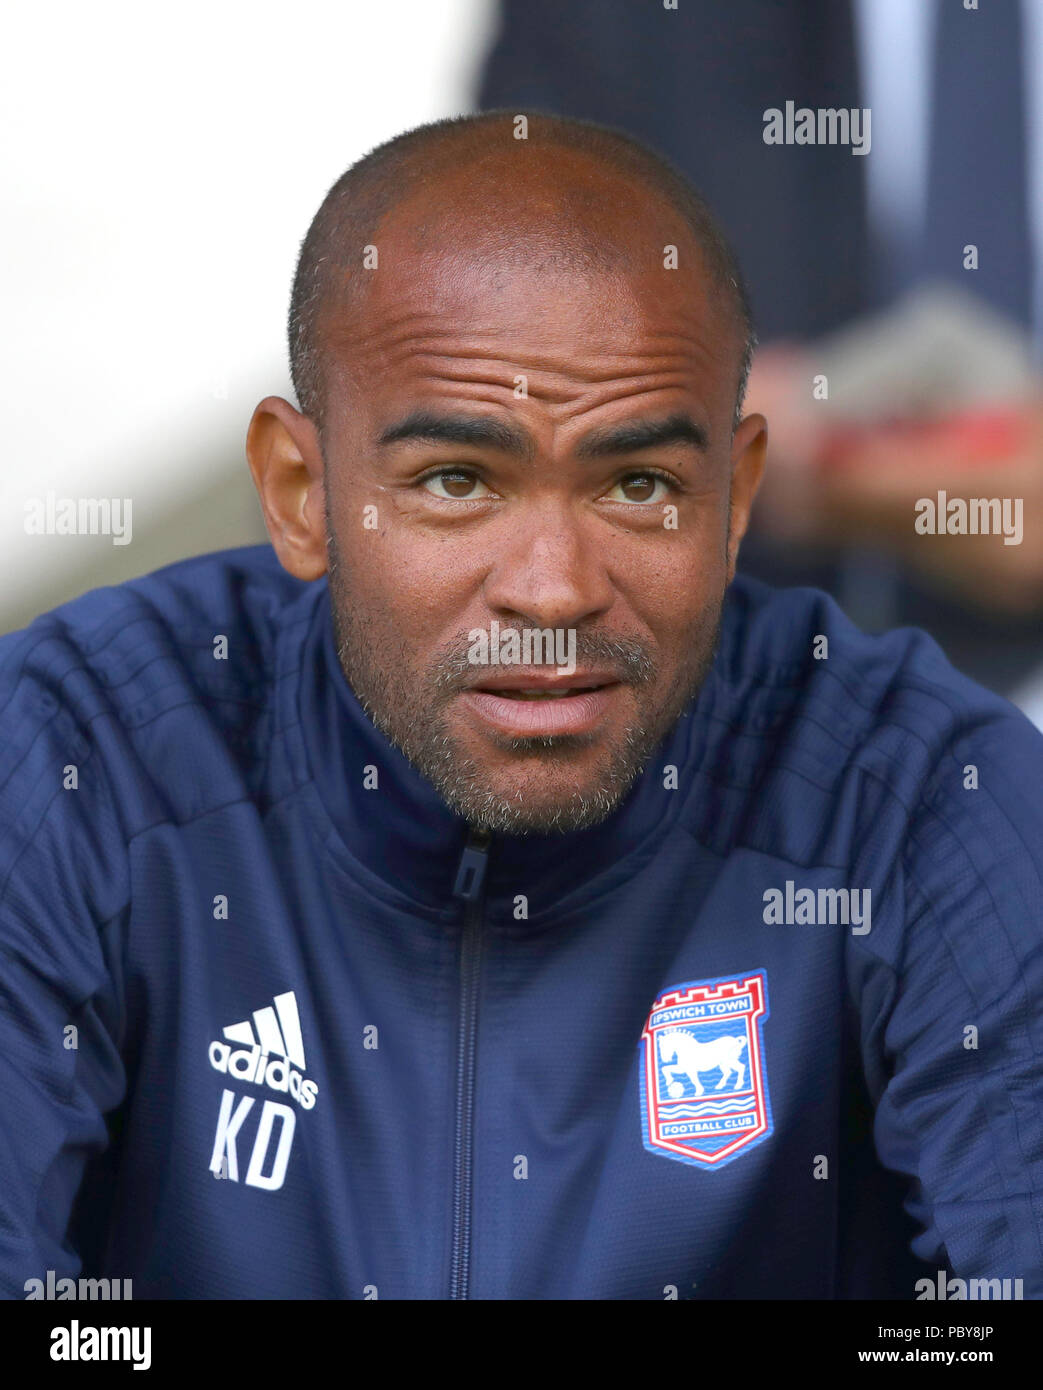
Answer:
208, 1041, 318, 1109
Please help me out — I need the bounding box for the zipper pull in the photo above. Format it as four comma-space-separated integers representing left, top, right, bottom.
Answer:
453, 826, 491, 902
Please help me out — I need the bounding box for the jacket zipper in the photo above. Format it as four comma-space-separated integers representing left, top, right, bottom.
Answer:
449, 826, 491, 1300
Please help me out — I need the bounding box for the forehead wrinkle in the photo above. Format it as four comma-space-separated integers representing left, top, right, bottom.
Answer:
327, 281, 737, 421
351, 330, 722, 381
553, 380, 714, 437
371, 359, 714, 424
409, 359, 704, 399
380, 375, 717, 449
339, 339, 721, 421
349, 295, 714, 345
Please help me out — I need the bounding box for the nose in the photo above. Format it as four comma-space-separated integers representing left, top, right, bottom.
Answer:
481, 500, 615, 632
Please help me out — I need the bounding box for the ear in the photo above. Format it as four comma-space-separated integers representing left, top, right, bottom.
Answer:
245, 396, 327, 580
725, 412, 767, 584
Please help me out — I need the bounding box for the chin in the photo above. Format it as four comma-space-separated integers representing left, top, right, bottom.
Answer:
455, 794, 623, 838
436, 759, 642, 837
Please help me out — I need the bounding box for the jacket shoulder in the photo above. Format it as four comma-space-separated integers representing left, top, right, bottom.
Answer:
0, 545, 314, 912
695, 573, 1043, 869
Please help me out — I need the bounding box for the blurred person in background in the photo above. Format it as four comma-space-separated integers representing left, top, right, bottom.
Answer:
478, 0, 1043, 711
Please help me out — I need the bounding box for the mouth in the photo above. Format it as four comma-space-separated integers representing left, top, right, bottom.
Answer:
466, 670, 618, 696
459, 674, 623, 736
480, 685, 609, 701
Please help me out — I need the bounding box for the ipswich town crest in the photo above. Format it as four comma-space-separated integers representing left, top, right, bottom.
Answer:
639, 970, 773, 1170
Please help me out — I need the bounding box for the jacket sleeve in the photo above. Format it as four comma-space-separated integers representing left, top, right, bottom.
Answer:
854, 701, 1043, 1298
0, 620, 129, 1299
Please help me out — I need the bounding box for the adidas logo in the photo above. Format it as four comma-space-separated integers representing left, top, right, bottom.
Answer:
208, 991, 319, 1110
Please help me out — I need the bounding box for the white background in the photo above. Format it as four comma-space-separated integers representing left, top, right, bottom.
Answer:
1, 0, 495, 631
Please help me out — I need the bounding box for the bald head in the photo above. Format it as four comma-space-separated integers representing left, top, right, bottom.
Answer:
288, 110, 755, 442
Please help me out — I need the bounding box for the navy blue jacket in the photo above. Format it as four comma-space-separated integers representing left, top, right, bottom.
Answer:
2, 544, 1042, 1299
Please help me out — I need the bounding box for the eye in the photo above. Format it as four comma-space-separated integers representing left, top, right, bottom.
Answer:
602, 470, 678, 505
419, 468, 495, 501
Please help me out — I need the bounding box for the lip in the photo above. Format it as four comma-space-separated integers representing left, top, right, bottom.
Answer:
466, 669, 619, 693
458, 683, 622, 736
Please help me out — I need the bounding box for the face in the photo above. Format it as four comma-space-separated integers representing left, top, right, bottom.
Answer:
247, 163, 766, 835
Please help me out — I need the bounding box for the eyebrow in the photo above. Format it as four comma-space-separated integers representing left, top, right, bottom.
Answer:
377, 410, 709, 460
378, 410, 535, 458
575, 413, 709, 458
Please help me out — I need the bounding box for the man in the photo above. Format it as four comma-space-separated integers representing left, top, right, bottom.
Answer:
2, 110, 1042, 1300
